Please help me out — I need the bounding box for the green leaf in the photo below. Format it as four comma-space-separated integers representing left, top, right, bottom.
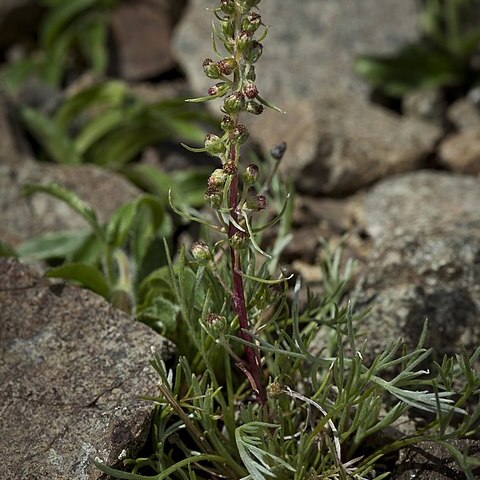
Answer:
45, 263, 110, 298
136, 296, 180, 334
22, 183, 104, 240
16, 230, 90, 260
20, 107, 82, 164
77, 13, 108, 75
54, 80, 128, 128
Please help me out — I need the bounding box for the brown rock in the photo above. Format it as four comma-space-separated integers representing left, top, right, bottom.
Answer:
0, 258, 174, 479
439, 129, 480, 175
110, 0, 188, 80
447, 97, 480, 132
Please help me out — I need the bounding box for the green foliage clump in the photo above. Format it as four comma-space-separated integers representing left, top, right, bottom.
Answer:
355, 0, 480, 98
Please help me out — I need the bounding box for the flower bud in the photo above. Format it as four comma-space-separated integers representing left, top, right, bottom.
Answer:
233, 124, 249, 144
270, 141, 287, 160
236, 0, 260, 14
204, 133, 225, 155
229, 231, 249, 250
208, 82, 229, 97
223, 160, 238, 175
202, 58, 221, 79
245, 195, 267, 211
208, 168, 228, 188
237, 31, 253, 54
242, 12, 262, 33
223, 92, 245, 114
220, 0, 235, 14
221, 115, 235, 131
245, 101, 264, 115
205, 186, 223, 209
218, 57, 237, 76
220, 18, 235, 38
204, 313, 227, 339
242, 164, 259, 185
191, 241, 213, 264
244, 41, 263, 64
243, 81, 258, 99
267, 381, 282, 398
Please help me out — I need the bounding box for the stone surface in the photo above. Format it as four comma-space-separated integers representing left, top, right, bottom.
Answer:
356, 171, 480, 360
110, 0, 189, 80
0, 258, 174, 479
174, 0, 442, 194
439, 129, 480, 175
393, 440, 480, 479
447, 97, 480, 132
0, 159, 141, 246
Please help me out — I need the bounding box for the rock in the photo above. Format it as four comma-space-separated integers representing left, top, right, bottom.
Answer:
439, 129, 480, 175
0, 258, 174, 479
110, 0, 189, 80
174, 0, 442, 195
393, 440, 480, 479
447, 97, 480, 132
403, 88, 446, 124
357, 171, 480, 361
0, 159, 141, 246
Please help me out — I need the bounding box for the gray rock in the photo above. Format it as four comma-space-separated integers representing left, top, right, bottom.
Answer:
0, 257, 174, 479
393, 440, 480, 479
0, 160, 141, 246
357, 172, 480, 360
447, 97, 480, 132
174, 0, 441, 194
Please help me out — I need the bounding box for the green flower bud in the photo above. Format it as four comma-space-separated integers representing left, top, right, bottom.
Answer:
229, 231, 249, 250
220, 18, 235, 38
205, 186, 223, 209
223, 92, 245, 114
245, 194, 267, 211
204, 133, 225, 155
191, 241, 213, 264
236, 0, 260, 14
245, 101, 264, 115
221, 115, 235, 131
267, 381, 283, 398
244, 41, 263, 64
237, 31, 253, 54
223, 160, 238, 175
204, 313, 227, 339
208, 168, 228, 188
208, 82, 229, 97
202, 58, 221, 79
233, 124, 249, 144
242, 163, 259, 185
218, 57, 237, 76
243, 81, 258, 99
242, 12, 262, 33
220, 0, 235, 14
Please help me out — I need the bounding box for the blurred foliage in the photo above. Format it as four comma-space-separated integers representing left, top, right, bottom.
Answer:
356, 0, 480, 98
19, 79, 214, 168
2, 0, 118, 92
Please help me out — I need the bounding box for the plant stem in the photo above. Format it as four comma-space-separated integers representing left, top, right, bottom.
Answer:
227, 144, 266, 404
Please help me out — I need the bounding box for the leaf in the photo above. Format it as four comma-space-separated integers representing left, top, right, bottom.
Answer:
16, 230, 90, 260
20, 107, 82, 164
54, 80, 128, 128
22, 183, 104, 240
136, 296, 180, 334
45, 263, 110, 298
77, 13, 108, 75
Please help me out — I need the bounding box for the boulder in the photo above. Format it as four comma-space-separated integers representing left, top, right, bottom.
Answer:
110, 0, 189, 80
357, 171, 480, 360
439, 129, 480, 175
393, 440, 480, 479
0, 258, 174, 479
174, 0, 441, 195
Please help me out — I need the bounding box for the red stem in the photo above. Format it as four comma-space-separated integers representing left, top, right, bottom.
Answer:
228, 146, 266, 405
